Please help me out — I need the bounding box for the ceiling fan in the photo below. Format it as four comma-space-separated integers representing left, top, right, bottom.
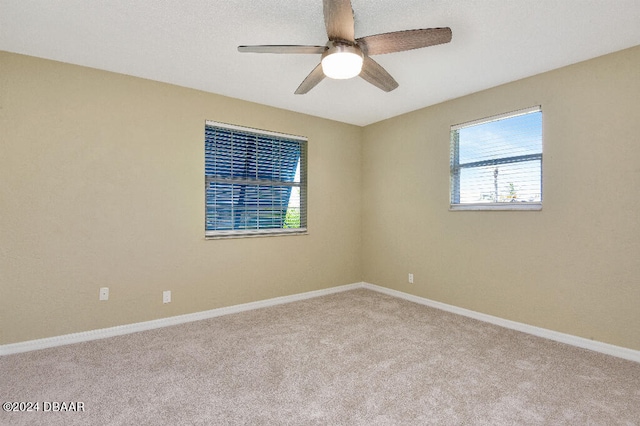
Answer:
238, 0, 452, 94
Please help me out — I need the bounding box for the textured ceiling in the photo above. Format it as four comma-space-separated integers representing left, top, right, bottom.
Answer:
1, 0, 639, 126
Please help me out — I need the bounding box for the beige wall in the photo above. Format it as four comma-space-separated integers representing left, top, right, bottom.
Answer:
2, 46, 639, 352
362, 45, 640, 350
0, 51, 363, 344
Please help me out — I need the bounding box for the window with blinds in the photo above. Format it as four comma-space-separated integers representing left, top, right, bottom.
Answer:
205, 121, 307, 237
450, 106, 543, 210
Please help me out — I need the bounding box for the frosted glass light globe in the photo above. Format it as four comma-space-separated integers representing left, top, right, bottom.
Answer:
321, 44, 364, 79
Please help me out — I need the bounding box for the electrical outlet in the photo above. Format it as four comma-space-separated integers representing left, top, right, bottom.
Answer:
408, 273, 414, 284
99, 287, 109, 301
163, 290, 171, 304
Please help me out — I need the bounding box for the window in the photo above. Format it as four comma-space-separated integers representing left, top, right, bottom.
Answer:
205, 121, 307, 237
450, 106, 542, 210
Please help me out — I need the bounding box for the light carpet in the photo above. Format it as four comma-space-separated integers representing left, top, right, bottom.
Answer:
1, 289, 639, 425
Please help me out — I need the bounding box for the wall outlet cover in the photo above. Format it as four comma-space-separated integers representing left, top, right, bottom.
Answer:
99, 287, 109, 301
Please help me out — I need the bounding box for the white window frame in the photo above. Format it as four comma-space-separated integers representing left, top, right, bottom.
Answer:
205, 121, 307, 238
449, 106, 543, 211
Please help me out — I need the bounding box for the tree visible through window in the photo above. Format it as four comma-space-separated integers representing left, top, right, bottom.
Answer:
205, 122, 307, 237
450, 107, 542, 210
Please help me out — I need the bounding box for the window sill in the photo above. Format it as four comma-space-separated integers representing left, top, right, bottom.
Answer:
205, 229, 308, 240
450, 203, 542, 211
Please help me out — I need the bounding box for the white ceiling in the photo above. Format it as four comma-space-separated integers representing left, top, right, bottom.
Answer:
1, 0, 639, 126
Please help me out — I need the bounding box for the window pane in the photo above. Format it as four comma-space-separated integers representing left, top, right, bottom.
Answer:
458, 161, 542, 204
458, 112, 542, 164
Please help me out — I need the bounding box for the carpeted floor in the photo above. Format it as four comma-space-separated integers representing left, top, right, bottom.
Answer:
1, 289, 639, 425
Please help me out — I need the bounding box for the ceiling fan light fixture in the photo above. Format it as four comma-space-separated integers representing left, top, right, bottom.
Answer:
321, 43, 363, 79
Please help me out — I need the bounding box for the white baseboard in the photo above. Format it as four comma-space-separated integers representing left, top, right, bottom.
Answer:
362, 282, 640, 363
2, 281, 638, 363
0, 282, 363, 356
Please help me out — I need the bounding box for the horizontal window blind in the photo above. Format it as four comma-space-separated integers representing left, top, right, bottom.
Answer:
205, 121, 307, 237
450, 107, 542, 209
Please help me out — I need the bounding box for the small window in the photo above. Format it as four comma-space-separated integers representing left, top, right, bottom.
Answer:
205, 121, 307, 238
450, 106, 543, 211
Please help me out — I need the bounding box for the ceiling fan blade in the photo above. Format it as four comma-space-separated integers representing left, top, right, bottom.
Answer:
323, 0, 355, 42
359, 56, 399, 92
238, 45, 327, 54
357, 27, 452, 55
295, 63, 326, 94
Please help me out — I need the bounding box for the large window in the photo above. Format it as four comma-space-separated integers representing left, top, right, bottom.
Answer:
450, 106, 543, 210
205, 121, 307, 237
